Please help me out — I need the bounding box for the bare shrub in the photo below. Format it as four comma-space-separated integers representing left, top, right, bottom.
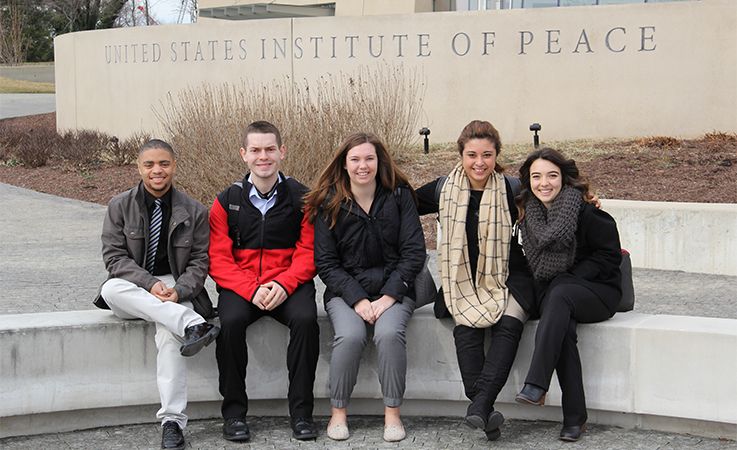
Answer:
106, 132, 150, 166
57, 130, 108, 167
155, 64, 426, 205
12, 128, 57, 167
637, 136, 681, 149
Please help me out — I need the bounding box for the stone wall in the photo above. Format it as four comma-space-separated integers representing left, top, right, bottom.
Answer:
54, 0, 736, 143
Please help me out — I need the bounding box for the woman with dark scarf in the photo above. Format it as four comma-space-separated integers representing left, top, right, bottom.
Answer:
416, 120, 535, 441
513, 148, 622, 442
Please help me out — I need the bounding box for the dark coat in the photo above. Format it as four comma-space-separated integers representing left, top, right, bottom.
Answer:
314, 185, 426, 307
537, 203, 622, 315
94, 182, 214, 319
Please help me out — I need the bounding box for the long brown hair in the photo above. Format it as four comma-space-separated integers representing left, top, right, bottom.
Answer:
305, 132, 414, 228
516, 147, 592, 219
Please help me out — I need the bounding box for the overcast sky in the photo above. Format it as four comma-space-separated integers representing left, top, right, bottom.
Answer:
147, 0, 194, 24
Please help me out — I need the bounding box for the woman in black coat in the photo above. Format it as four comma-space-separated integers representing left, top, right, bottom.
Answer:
513, 148, 622, 442
306, 132, 425, 443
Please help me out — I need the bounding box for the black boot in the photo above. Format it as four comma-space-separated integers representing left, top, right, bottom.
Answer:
464, 316, 524, 431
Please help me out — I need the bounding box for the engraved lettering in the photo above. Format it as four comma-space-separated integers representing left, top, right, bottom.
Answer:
368, 35, 384, 58
546, 30, 561, 54
418, 33, 431, 57
519, 31, 533, 55
573, 29, 593, 53
452, 32, 470, 56
640, 26, 656, 51
393, 34, 408, 57
482, 32, 495, 55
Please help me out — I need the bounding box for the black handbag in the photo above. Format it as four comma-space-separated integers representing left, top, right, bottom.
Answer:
618, 249, 635, 312
413, 254, 438, 309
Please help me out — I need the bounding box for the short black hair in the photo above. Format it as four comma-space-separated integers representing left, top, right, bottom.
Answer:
139, 139, 175, 158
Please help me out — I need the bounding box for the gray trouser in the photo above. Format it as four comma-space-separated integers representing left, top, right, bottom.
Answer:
325, 297, 415, 408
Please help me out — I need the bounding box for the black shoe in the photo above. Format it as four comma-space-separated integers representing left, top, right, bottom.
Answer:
485, 427, 502, 441
180, 322, 219, 357
223, 417, 251, 442
161, 421, 185, 450
291, 417, 318, 440
464, 396, 492, 430
465, 407, 504, 434
515, 383, 546, 406
559, 423, 586, 442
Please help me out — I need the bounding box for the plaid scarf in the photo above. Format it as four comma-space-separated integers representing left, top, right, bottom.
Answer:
520, 185, 583, 281
438, 163, 511, 328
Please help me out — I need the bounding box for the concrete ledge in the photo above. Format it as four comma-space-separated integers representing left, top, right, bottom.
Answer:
602, 199, 737, 276
2, 307, 736, 439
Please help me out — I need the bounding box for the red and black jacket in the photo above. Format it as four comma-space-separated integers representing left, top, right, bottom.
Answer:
208, 174, 316, 301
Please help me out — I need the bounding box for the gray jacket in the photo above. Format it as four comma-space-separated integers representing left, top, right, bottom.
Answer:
94, 182, 214, 319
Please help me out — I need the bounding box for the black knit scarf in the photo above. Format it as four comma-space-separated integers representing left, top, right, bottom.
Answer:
521, 185, 584, 281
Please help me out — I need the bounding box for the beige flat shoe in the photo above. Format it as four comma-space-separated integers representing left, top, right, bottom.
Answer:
383, 423, 406, 442
326, 422, 349, 441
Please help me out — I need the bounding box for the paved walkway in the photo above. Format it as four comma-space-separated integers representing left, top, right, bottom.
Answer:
1, 416, 735, 449
1, 182, 736, 449
0, 93, 56, 119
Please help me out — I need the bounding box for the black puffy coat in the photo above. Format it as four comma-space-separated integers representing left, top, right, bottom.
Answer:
314, 185, 426, 307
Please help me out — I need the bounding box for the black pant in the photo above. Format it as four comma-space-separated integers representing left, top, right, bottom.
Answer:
453, 315, 524, 403
216, 281, 319, 420
525, 283, 611, 426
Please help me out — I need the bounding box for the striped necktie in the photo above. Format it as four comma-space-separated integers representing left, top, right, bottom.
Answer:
146, 199, 163, 274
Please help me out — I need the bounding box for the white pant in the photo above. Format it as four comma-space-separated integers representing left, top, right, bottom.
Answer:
100, 275, 205, 428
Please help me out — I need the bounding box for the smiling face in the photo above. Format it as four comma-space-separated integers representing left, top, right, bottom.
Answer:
240, 132, 285, 185
461, 138, 497, 190
137, 147, 175, 197
529, 158, 563, 208
345, 142, 378, 190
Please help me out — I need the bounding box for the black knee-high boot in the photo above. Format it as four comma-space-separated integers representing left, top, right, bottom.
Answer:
465, 316, 524, 436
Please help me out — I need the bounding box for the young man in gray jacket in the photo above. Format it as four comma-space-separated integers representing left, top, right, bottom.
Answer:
94, 139, 218, 450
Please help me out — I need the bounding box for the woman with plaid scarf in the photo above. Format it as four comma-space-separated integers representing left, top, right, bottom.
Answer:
416, 120, 536, 441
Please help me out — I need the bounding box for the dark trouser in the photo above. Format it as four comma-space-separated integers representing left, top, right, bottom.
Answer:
216, 281, 319, 420
453, 315, 525, 404
525, 283, 611, 426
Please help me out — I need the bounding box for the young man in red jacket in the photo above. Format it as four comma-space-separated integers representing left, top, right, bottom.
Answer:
208, 121, 319, 441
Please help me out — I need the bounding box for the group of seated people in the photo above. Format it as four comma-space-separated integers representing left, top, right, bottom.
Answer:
94, 119, 622, 450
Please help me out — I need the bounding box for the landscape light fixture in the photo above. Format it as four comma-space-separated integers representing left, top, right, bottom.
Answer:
419, 127, 431, 154
529, 123, 542, 149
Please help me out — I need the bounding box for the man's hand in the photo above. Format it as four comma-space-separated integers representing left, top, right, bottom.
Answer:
159, 287, 179, 303
260, 281, 288, 311
150, 281, 179, 302
252, 286, 271, 310
371, 295, 397, 320
354, 299, 376, 324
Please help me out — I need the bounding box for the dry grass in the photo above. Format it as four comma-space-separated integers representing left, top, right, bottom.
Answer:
154, 64, 426, 205
0, 75, 54, 93
636, 136, 681, 149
